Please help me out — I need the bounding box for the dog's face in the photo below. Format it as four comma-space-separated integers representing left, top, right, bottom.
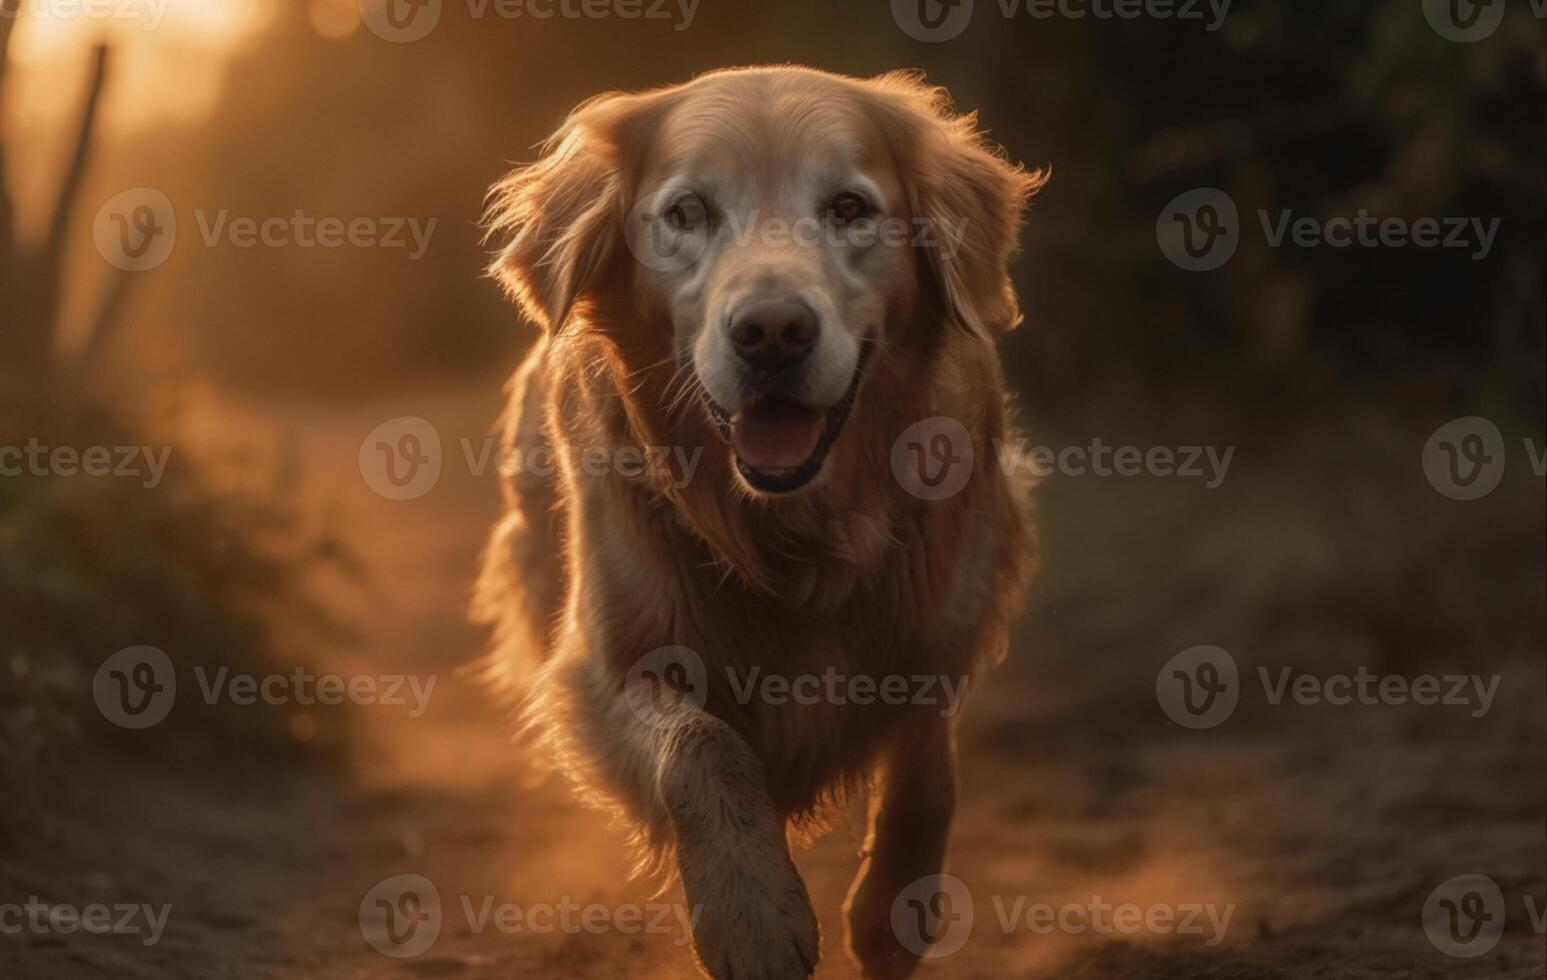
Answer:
627, 86, 915, 493
488, 68, 1041, 496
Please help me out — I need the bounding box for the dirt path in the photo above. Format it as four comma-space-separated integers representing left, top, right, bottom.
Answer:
5, 387, 1543, 979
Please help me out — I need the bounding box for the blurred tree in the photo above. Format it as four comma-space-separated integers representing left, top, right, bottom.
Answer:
0, 1, 128, 384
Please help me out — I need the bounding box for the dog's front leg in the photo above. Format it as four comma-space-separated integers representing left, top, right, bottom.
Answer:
844, 716, 957, 980
630, 684, 819, 979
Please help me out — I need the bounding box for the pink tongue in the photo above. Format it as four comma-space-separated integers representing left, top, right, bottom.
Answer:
731, 398, 826, 470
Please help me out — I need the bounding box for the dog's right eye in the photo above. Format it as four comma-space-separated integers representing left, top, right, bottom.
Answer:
664, 195, 708, 232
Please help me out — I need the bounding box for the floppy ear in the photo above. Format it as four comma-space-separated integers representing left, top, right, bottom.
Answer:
484, 90, 672, 331
865, 72, 1047, 338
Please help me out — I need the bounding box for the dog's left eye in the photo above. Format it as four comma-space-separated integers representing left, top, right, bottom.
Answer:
664, 194, 709, 232
824, 192, 871, 224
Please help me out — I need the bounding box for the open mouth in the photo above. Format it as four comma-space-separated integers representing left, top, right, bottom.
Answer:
708, 342, 873, 494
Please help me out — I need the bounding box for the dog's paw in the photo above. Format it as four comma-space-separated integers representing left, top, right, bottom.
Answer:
844, 868, 925, 980
682, 850, 820, 980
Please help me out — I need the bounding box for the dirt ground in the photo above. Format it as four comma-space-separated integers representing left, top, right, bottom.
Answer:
3, 385, 1543, 979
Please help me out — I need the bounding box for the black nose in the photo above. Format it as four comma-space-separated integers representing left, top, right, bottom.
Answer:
729, 299, 819, 373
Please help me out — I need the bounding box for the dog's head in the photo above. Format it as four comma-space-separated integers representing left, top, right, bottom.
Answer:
488, 67, 1042, 497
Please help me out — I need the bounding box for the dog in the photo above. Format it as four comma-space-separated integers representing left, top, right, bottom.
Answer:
475, 66, 1042, 980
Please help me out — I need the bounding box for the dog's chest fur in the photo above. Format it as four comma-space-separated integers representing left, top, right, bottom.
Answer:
568, 444, 1006, 815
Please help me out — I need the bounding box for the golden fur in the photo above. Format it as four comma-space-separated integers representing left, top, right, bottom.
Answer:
475, 66, 1042, 980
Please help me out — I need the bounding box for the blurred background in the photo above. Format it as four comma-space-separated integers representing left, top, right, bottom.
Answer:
1, 1, 1542, 977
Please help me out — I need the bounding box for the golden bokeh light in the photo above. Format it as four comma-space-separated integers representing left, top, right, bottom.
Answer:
7, 0, 276, 132
308, 0, 359, 40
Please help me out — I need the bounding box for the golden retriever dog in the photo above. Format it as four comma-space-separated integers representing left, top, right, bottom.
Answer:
476, 66, 1042, 979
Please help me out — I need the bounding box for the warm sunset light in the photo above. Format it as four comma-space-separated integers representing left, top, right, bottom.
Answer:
1, 3, 1541, 979
8, 0, 272, 131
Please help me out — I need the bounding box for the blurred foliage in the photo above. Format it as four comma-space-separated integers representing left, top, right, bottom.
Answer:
85, 0, 1540, 432
2, 10, 359, 836
988, 0, 1546, 423
0, 384, 357, 837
